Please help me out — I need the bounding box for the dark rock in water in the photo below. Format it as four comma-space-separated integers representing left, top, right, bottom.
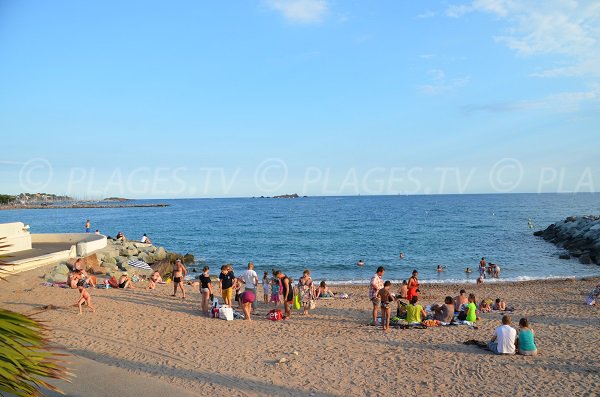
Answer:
183, 253, 195, 265
535, 215, 600, 265
570, 250, 583, 258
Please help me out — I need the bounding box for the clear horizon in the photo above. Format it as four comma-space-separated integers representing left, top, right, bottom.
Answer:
1, 1, 598, 198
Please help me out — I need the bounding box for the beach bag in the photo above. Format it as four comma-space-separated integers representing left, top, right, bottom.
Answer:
293, 294, 301, 310
107, 276, 119, 289
211, 307, 220, 318
219, 305, 234, 321
268, 309, 283, 321
309, 300, 316, 310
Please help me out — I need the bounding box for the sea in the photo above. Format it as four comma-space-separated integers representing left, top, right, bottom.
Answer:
2, 193, 599, 285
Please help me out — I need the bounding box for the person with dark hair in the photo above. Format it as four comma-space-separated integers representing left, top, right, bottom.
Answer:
488, 315, 517, 355
275, 270, 293, 318
219, 264, 235, 306
433, 296, 454, 323
454, 289, 468, 312
466, 293, 478, 322
479, 257, 487, 279
517, 318, 537, 356
406, 296, 426, 324
172, 259, 187, 299
407, 270, 419, 301
377, 280, 395, 331
198, 266, 212, 316
368, 266, 385, 326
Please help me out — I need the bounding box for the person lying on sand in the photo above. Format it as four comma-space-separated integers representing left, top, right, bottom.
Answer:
316, 280, 334, 298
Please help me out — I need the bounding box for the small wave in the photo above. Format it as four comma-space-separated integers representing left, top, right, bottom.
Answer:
327, 274, 598, 286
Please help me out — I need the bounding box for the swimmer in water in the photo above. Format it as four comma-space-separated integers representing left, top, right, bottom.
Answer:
357, 260, 365, 267
465, 267, 472, 273
399, 252, 405, 260
437, 265, 444, 272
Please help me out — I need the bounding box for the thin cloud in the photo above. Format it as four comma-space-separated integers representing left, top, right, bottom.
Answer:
419, 69, 469, 96
446, 1, 600, 78
265, 0, 328, 24
416, 10, 436, 19
461, 85, 600, 114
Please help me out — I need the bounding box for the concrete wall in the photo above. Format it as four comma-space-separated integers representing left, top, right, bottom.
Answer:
31, 233, 107, 256
0, 222, 32, 253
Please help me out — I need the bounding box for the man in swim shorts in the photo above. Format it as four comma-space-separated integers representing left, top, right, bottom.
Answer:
369, 266, 385, 325
172, 259, 187, 299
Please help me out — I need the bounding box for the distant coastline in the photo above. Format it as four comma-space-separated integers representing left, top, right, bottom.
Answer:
0, 203, 169, 211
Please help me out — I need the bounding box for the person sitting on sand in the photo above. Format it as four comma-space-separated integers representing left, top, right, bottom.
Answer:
377, 281, 395, 331
586, 284, 600, 305
517, 318, 537, 356
140, 233, 152, 244
73, 258, 97, 288
172, 259, 187, 299
492, 298, 507, 311
74, 286, 95, 315
488, 315, 516, 355
147, 271, 163, 290
479, 299, 492, 313
433, 296, 454, 323
398, 280, 408, 300
116, 231, 126, 241
454, 289, 468, 312
405, 296, 426, 324
458, 293, 478, 322
118, 273, 134, 289
316, 280, 334, 298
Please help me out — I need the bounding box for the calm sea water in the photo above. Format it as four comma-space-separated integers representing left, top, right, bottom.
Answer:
2, 194, 599, 284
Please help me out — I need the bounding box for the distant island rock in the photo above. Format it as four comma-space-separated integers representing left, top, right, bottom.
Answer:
534, 215, 600, 265
256, 193, 305, 199
103, 197, 131, 202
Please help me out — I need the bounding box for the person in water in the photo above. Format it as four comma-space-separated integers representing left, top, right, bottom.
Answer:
357, 259, 365, 266
437, 265, 444, 272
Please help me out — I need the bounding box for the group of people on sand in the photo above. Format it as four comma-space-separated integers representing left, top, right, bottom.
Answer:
367, 266, 537, 355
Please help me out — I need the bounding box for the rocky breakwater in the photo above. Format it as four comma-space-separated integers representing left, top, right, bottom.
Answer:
43, 239, 195, 283
534, 215, 600, 265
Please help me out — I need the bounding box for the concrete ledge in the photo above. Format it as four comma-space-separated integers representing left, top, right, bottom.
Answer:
32, 233, 107, 256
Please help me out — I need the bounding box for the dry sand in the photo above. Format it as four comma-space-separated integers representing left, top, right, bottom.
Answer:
2, 266, 599, 397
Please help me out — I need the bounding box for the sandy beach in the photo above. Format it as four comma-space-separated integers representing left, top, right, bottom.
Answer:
2, 266, 599, 397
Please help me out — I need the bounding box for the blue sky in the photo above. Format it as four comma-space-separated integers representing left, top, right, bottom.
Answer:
0, 0, 598, 198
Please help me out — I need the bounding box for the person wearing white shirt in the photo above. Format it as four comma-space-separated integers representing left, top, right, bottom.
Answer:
140, 233, 151, 244
239, 262, 259, 312
488, 315, 517, 355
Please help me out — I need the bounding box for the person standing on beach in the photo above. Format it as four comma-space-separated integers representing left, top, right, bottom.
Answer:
219, 265, 236, 306
198, 266, 212, 316
369, 266, 385, 326
239, 262, 259, 312
298, 269, 316, 316
171, 259, 187, 299
479, 257, 487, 279
85, 219, 91, 233
406, 270, 419, 302
275, 270, 293, 318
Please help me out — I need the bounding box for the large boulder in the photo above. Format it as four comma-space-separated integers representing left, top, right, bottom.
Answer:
138, 252, 155, 264
155, 247, 167, 261
102, 256, 117, 266
579, 254, 593, 265
43, 263, 70, 283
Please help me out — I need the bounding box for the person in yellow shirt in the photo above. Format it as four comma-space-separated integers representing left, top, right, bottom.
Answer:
406, 296, 426, 324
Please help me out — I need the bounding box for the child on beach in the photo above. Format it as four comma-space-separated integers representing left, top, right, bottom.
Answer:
377, 281, 395, 331
262, 271, 270, 304
270, 276, 281, 305
479, 299, 492, 313
74, 286, 95, 315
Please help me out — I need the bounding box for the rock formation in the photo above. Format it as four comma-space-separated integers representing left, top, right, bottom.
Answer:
534, 215, 600, 265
